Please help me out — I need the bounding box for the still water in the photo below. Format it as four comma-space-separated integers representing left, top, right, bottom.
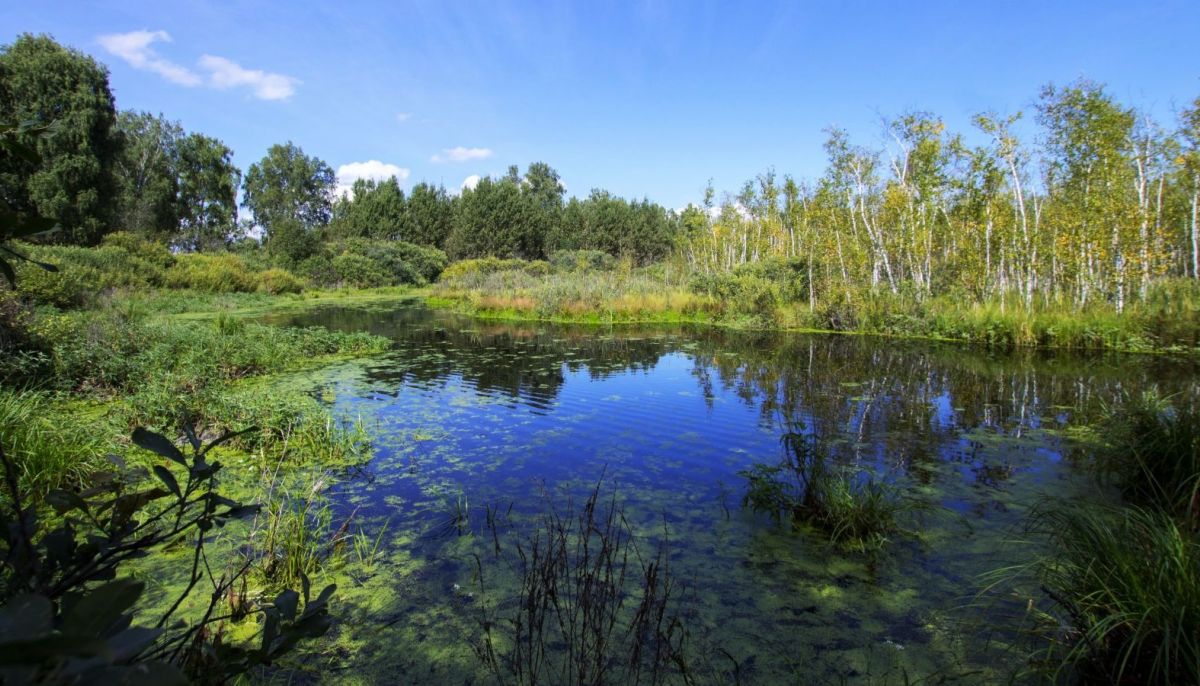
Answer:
257, 299, 1196, 684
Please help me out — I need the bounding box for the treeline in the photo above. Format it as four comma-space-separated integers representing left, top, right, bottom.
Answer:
681, 84, 1200, 311
0, 33, 679, 275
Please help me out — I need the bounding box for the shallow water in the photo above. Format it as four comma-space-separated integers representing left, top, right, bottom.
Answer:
256, 300, 1197, 684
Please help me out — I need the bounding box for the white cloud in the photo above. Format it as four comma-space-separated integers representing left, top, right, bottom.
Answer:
432, 146, 493, 163
460, 175, 482, 192
335, 160, 411, 197
96, 29, 300, 101
396, 112, 412, 123
97, 30, 201, 86
199, 55, 299, 101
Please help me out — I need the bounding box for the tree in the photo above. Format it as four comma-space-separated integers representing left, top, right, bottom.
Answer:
447, 176, 542, 259
330, 176, 406, 240
242, 142, 334, 242
405, 182, 454, 248
0, 34, 121, 245
175, 132, 240, 251
114, 111, 182, 238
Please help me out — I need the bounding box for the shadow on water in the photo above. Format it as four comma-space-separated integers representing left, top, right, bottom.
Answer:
258, 301, 1198, 684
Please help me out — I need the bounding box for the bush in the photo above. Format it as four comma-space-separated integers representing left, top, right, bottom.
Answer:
12, 239, 172, 307
331, 251, 391, 288
165, 253, 259, 293
257, 267, 306, 295
549, 249, 616, 272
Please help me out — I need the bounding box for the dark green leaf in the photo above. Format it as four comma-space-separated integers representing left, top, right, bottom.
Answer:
131, 429, 185, 466
151, 466, 180, 499
273, 589, 299, 622
62, 579, 144, 639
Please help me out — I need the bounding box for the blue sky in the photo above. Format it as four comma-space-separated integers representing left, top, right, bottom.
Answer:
4, 1, 1199, 209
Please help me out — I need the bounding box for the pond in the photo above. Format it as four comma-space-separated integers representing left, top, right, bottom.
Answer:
256, 299, 1197, 684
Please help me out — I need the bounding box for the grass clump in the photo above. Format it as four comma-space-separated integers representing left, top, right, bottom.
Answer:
739, 432, 912, 551
1097, 392, 1200, 523
1018, 502, 1200, 685
0, 389, 112, 497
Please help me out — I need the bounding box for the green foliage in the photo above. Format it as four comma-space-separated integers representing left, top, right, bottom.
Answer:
404, 181, 455, 248
330, 176, 407, 240
165, 253, 258, 293
1098, 393, 1200, 524
113, 111, 183, 238
27, 307, 388, 428
548, 249, 615, 272
0, 423, 337, 684
302, 238, 447, 288
739, 432, 911, 551
13, 238, 171, 307
447, 175, 545, 260
552, 190, 677, 265
266, 217, 319, 265
0, 389, 110, 497
1018, 502, 1200, 685
0, 34, 121, 245
243, 141, 334, 237
257, 267, 305, 295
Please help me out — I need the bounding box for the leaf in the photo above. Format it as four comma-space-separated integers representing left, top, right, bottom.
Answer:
273, 589, 299, 622
131, 428, 185, 466
0, 594, 52, 642
101, 626, 162, 662
46, 489, 89, 515
151, 466, 181, 499
62, 579, 144, 639
181, 417, 201, 453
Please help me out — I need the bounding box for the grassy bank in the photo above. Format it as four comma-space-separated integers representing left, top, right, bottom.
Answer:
428, 255, 1200, 354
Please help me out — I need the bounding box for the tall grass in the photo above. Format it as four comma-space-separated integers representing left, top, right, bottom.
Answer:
1097, 392, 1200, 524
0, 389, 112, 497
1020, 502, 1200, 685
432, 257, 1200, 351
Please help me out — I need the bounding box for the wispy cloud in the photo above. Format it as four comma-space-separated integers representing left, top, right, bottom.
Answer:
96, 30, 299, 101
97, 30, 201, 86
335, 160, 411, 197
432, 146, 493, 163
199, 55, 299, 101
396, 112, 413, 123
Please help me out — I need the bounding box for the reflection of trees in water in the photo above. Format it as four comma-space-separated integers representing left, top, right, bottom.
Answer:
268, 303, 676, 408
684, 329, 1200, 480
272, 303, 1199, 470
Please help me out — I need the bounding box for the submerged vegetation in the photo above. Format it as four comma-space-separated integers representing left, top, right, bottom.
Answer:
740, 432, 915, 551
473, 481, 689, 686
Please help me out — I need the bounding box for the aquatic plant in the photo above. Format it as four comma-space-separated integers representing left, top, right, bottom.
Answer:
0, 388, 112, 497
472, 480, 690, 685
1098, 392, 1200, 524
1017, 501, 1200, 685
739, 432, 910, 551
0, 422, 336, 684
251, 472, 341, 592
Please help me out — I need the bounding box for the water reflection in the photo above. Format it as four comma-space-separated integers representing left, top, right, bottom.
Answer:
261, 300, 1198, 683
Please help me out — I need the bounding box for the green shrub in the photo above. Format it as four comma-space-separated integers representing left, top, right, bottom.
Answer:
549, 250, 616, 272
165, 253, 259, 292
739, 432, 914, 551
1099, 393, 1200, 523
257, 267, 306, 294
331, 251, 390, 288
